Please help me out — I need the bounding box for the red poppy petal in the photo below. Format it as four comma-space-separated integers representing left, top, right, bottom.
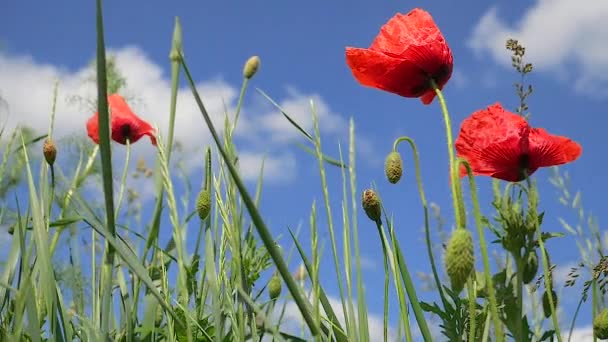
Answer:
86, 114, 100, 144
528, 128, 582, 169
370, 9, 443, 58
455, 103, 534, 181
346, 47, 428, 98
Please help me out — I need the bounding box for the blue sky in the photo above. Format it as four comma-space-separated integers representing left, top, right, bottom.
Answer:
2, 0, 607, 340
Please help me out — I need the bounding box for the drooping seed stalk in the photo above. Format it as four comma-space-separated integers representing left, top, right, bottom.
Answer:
393, 136, 449, 311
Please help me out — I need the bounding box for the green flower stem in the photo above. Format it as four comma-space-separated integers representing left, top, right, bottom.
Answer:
142, 17, 182, 257
431, 81, 464, 231
393, 136, 449, 311
467, 278, 476, 342
515, 254, 524, 342
375, 221, 413, 342
382, 249, 389, 342
593, 281, 598, 342
526, 178, 562, 341
179, 54, 322, 338
232, 78, 249, 134
460, 159, 503, 341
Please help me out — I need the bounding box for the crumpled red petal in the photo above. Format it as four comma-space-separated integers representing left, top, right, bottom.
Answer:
345, 48, 429, 98
345, 8, 453, 105
455, 103, 582, 182
86, 94, 157, 146
528, 128, 582, 169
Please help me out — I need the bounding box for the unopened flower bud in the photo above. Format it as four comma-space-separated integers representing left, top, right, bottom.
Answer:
43, 139, 57, 166
445, 229, 474, 293
594, 308, 608, 340
542, 289, 558, 318
196, 189, 211, 221
384, 151, 403, 184
243, 56, 260, 79
169, 17, 183, 62
523, 250, 539, 284
362, 189, 381, 222
268, 274, 282, 300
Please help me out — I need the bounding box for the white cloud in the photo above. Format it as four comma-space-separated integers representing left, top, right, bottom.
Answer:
253, 87, 347, 143
276, 294, 398, 341
468, 0, 608, 96
237, 151, 297, 184
564, 325, 594, 342
0, 47, 357, 184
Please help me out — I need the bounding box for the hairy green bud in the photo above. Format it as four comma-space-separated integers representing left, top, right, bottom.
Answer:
268, 274, 282, 300
542, 289, 558, 318
243, 56, 261, 79
384, 151, 403, 184
196, 189, 211, 221
445, 229, 475, 293
594, 308, 608, 340
362, 189, 381, 223
523, 250, 539, 284
43, 138, 57, 166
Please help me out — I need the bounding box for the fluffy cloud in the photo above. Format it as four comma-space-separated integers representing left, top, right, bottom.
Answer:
276, 294, 398, 341
0, 46, 354, 184
565, 325, 594, 342
468, 0, 608, 96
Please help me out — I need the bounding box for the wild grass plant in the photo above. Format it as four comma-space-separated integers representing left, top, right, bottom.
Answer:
0, 2, 605, 342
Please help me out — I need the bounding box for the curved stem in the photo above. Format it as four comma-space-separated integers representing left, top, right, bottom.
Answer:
431, 80, 464, 231
393, 136, 448, 310
460, 159, 503, 341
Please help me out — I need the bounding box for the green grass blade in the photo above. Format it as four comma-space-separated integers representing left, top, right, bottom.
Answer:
256, 88, 314, 141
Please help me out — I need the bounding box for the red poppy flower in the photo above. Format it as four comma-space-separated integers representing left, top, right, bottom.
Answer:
455, 103, 581, 182
86, 94, 157, 146
345, 8, 453, 105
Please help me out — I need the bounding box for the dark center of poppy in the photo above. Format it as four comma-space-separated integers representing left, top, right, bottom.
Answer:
120, 124, 132, 141
433, 65, 452, 82
518, 153, 530, 180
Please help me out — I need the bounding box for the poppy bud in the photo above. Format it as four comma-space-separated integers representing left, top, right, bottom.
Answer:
43, 138, 57, 166
268, 274, 282, 300
594, 308, 608, 340
169, 17, 183, 62
243, 56, 260, 79
361, 189, 381, 223
523, 250, 539, 284
542, 289, 558, 318
384, 151, 403, 184
196, 189, 211, 221
444, 229, 474, 293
